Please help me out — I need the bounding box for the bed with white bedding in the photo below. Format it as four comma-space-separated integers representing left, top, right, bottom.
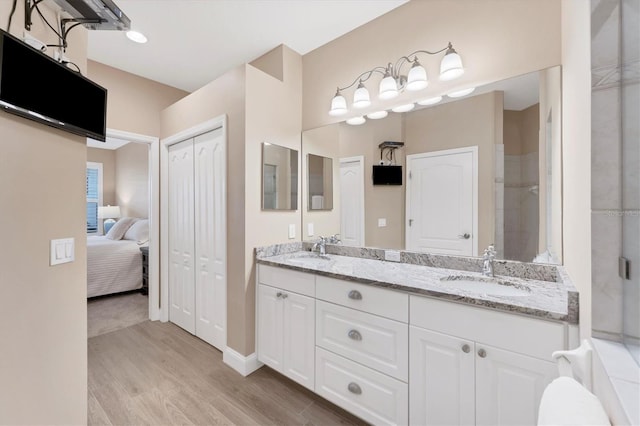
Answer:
87, 218, 149, 298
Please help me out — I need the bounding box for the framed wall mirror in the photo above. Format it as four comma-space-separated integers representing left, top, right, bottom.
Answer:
262, 142, 298, 211
301, 66, 563, 264
307, 154, 333, 210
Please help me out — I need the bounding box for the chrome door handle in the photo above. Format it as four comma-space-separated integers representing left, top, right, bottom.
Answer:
458, 233, 471, 239
348, 329, 362, 341
347, 382, 362, 395
478, 348, 487, 358
348, 290, 362, 300
462, 344, 471, 353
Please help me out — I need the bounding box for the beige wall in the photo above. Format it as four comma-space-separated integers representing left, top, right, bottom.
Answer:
0, 3, 88, 424
302, 0, 561, 130
561, 0, 592, 338
116, 143, 149, 218
87, 147, 116, 206
88, 60, 188, 136
245, 45, 303, 354
504, 105, 540, 156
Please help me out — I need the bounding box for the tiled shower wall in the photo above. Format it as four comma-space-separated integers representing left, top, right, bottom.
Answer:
591, 0, 639, 361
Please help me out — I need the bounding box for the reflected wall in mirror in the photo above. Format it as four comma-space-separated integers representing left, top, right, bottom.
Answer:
307, 154, 333, 210
262, 142, 298, 210
301, 66, 563, 264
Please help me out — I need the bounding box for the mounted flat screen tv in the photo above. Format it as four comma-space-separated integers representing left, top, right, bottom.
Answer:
372, 165, 403, 185
0, 29, 107, 141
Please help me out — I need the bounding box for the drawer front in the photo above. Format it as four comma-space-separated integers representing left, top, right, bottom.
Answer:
410, 295, 566, 361
315, 347, 408, 426
316, 275, 408, 322
316, 301, 408, 381
258, 264, 315, 297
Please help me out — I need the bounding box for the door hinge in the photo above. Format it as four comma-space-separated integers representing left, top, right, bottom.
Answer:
409, 171, 412, 179
409, 219, 413, 226
619, 257, 630, 280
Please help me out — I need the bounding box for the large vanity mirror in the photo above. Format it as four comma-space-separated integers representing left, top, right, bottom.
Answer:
262, 142, 298, 211
301, 66, 563, 264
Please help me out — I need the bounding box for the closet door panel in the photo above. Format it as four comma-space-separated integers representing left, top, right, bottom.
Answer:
194, 128, 226, 350
168, 139, 196, 334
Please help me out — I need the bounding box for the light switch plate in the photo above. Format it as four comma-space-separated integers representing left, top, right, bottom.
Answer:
307, 223, 314, 237
385, 250, 401, 262
288, 224, 296, 239
50, 238, 74, 266
378, 218, 387, 227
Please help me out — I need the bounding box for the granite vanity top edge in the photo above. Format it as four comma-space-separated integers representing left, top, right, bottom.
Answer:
255, 256, 575, 324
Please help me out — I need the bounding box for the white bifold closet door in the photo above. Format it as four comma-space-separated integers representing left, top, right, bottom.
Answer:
168, 128, 226, 351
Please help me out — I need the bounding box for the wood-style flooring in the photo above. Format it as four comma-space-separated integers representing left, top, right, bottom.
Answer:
88, 321, 367, 425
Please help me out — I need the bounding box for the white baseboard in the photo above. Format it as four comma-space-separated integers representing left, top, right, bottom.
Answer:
223, 347, 263, 377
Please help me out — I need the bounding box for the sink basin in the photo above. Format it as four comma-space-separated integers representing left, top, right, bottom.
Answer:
287, 253, 331, 266
439, 275, 531, 297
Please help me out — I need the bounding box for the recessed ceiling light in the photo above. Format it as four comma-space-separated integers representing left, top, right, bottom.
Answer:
367, 111, 388, 120
346, 116, 366, 126
417, 96, 443, 106
391, 103, 415, 113
447, 87, 475, 98
126, 30, 148, 44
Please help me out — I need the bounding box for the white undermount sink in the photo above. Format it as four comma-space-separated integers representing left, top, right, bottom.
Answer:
439, 275, 531, 297
287, 252, 331, 266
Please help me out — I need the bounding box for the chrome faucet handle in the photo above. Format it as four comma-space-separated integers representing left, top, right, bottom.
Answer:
328, 234, 341, 244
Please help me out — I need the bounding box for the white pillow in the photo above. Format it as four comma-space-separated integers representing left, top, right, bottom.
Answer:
538, 377, 610, 425
123, 219, 149, 244
105, 217, 138, 240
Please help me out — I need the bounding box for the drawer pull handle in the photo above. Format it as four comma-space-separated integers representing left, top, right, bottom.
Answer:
462, 344, 471, 353
478, 348, 487, 358
348, 290, 362, 300
348, 329, 362, 341
276, 292, 287, 299
347, 382, 362, 395
276, 292, 282, 298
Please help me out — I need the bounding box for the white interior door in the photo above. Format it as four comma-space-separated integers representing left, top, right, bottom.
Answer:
194, 129, 226, 351
168, 139, 196, 334
339, 156, 365, 246
406, 147, 477, 256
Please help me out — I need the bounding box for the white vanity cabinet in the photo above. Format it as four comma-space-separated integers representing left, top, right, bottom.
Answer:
257, 265, 315, 391
409, 295, 559, 426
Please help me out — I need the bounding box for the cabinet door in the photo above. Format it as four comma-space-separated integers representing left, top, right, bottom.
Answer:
283, 292, 315, 390
409, 326, 475, 426
257, 284, 283, 372
475, 344, 557, 426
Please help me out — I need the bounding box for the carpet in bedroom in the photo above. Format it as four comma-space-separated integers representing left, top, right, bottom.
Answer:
88, 292, 148, 338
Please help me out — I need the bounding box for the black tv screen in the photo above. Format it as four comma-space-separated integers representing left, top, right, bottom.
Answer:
372, 165, 403, 185
0, 29, 107, 141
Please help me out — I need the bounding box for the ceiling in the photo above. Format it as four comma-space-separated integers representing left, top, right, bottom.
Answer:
86, 0, 409, 92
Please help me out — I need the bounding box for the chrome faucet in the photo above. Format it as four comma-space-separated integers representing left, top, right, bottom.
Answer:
312, 236, 328, 255
482, 244, 497, 277
327, 234, 341, 244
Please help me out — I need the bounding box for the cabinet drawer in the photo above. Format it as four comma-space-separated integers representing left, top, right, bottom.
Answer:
258, 264, 315, 297
316, 275, 408, 322
315, 347, 408, 426
316, 301, 408, 381
410, 295, 565, 361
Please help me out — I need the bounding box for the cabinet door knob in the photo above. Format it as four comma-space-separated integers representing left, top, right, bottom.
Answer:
348, 290, 362, 300
462, 344, 471, 353
478, 348, 487, 358
348, 329, 362, 341
347, 382, 362, 395
458, 233, 471, 239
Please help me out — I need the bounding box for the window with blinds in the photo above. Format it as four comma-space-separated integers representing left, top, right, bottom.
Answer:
86, 162, 103, 234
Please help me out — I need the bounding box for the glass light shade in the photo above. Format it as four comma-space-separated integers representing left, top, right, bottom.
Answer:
367, 110, 388, 120
126, 30, 148, 44
379, 75, 399, 100
406, 63, 428, 91
346, 116, 366, 126
417, 96, 443, 106
440, 50, 464, 81
352, 83, 371, 109
447, 87, 475, 98
391, 103, 415, 113
97, 205, 121, 219
329, 93, 348, 116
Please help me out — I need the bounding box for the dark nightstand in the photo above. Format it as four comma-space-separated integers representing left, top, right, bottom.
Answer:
140, 246, 149, 295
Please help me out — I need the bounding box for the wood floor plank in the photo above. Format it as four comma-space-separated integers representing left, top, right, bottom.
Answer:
88, 320, 370, 426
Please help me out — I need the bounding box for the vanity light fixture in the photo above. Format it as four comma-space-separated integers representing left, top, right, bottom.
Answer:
346, 116, 366, 126
328, 42, 464, 116
391, 103, 415, 113
126, 30, 147, 44
418, 96, 443, 106
448, 87, 476, 98
367, 110, 388, 120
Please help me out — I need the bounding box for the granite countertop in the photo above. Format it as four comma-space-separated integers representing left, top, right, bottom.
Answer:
256, 245, 578, 324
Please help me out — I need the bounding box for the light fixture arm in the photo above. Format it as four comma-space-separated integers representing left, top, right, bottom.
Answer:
337, 66, 388, 92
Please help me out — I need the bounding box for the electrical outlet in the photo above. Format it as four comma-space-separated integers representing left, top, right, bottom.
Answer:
307, 223, 314, 237
54, 50, 70, 63
384, 250, 401, 262
378, 218, 387, 227
288, 224, 296, 239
